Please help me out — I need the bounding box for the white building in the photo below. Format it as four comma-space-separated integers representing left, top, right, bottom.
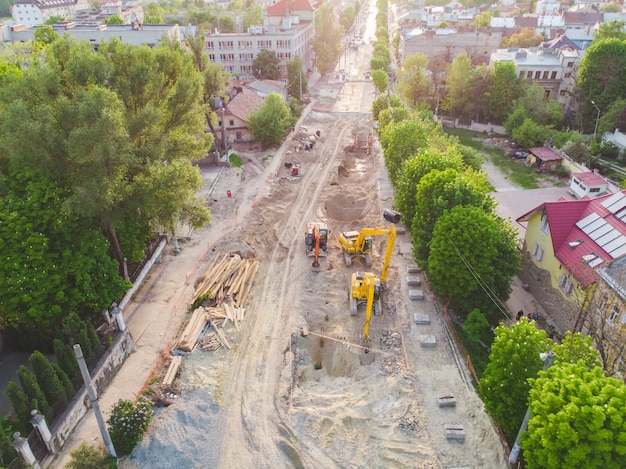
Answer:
11, 0, 91, 28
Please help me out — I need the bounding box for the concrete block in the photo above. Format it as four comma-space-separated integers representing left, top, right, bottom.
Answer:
395, 225, 406, 235
414, 313, 430, 325
437, 395, 457, 408
406, 275, 421, 286
408, 290, 424, 300
444, 424, 465, 441
419, 335, 436, 347
406, 264, 420, 273
399, 242, 413, 255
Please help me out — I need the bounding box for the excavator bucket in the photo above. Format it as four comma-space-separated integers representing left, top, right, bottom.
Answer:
312, 258, 320, 272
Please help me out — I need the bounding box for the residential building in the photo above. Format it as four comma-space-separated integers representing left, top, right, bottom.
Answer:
11, 0, 91, 28
218, 86, 265, 147
516, 191, 626, 337
400, 27, 503, 66
8, 22, 178, 47
489, 34, 582, 111
204, 0, 316, 81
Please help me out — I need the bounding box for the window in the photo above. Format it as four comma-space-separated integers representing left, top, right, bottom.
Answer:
519, 71, 526, 79
218, 41, 234, 50
559, 274, 574, 296
236, 131, 242, 140
567, 61, 574, 68
229, 120, 234, 126
534, 71, 541, 79
550, 71, 557, 79
564, 72, 571, 78
608, 305, 619, 323
540, 213, 549, 233
209, 54, 216, 62
284, 52, 291, 60
597, 294, 608, 315
542, 71, 549, 79
206, 41, 215, 50
532, 242, 544, 262
589, 187, 601, 193
544, 89, 550, 99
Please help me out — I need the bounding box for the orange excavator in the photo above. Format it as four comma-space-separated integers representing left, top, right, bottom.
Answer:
305, 222, 329, 271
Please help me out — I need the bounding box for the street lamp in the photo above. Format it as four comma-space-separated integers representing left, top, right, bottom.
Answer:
508, 351, 555, 465
591, 100, 601, 139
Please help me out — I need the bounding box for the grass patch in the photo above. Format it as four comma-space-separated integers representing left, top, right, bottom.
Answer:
229, 152, 243, 168
443, 127, 543, 189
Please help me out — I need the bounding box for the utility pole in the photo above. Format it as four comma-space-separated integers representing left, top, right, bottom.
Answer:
74, 344, 117, 459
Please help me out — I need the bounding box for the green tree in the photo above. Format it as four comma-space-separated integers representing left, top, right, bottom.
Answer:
462, 308, 490, 344
0, 415, 19, 467
577, 38, 626, 132
17, 365, 51, 418
247, 93, 292, 148
4, 382, 32, 431
470, 11, 492, 27
339, 6, 356, 31
371, 69, 388, 95
411, 167, 492, 268
67, 442, 116, 469
102, 14, 125, 25
505, 105, 529, 135
464, 66, 493, 122
34, 25, 60, 44
377, 106, 410, 131
369, 55, 390, 73
252, 49, 280, 80
313, 3, 343, 76
143, 3, 164, 23
379, 118, 433, 185
428, 205, 520, 317
371, 93, 402, 121
597, 98, 626, 135
511, 118, 553, 149
552, 331, 601, 369
243, 5, 263, 31
45, 15, 65, 25
524, 362, 626, 467
396, 53, 430, 107
286, 55, 308, 100
187, 35, 228, 153
486, 62, 522, 124
443, 54, 472, 117
595, 20, 626, 41
478, 319, 553, 441
30, 350, 68, 408
513, 83, 565, 128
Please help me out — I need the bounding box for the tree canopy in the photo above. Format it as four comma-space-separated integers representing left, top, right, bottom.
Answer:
524, 362, 626, 468
313, 3, 343, 76
428, 205, 520, 316
479, 319, 553, 441
246, 93, 293, 148
396, 53, 430, 107
252, 49, 280, 80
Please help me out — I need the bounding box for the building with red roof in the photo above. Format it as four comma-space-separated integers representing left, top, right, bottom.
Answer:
569, 171, 608, 199
516, 190, 626, 334
528, 147, 563, 173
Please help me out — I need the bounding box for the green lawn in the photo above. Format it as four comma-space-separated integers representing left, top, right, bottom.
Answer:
443, 127, 550, 190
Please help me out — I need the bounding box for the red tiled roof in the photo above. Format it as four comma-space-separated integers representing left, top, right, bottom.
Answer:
573, 171, 607, 187
225, 87, 264, 122
515, 16, 538, 28
563, 12, 603, 25
267, 0, 314, 16
530, 147, 563, 162
516, 191, 626, 287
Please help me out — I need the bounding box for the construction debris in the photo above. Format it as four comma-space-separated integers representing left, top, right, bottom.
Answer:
193, 253, 260, 306
162, 356, 183, 387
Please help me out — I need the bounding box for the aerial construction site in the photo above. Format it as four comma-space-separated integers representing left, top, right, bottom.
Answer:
115, 106, 509, 469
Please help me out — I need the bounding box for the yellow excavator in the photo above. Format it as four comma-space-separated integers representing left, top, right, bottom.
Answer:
347, 224, 396, 343
338, 224, 396, 269
350, 272, 382, 343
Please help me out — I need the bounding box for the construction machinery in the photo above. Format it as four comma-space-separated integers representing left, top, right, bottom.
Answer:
305, 222, 329, 270
338, 224, 396, 278
350, 272, 382, 343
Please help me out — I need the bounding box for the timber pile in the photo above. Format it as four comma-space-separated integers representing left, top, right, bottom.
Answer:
193, 253, 260, 306
174, 304, 247, 352
162, 356, 183, 387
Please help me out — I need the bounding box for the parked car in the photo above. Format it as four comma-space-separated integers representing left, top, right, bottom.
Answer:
513, 151, 530, 159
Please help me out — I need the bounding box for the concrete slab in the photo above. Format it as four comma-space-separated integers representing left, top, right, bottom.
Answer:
409, 289, 424, 300
406, 276, 421, 286
419, 335, 436, 347
406, 264, 420, 273
444, 424, 465, 441
399, 242, 413, 255
437, 395, 457, 408
414, 313, 430, 324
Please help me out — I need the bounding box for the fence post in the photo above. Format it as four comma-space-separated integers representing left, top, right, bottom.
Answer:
111, 302, 127, 332
30, 409, 55, 454
12, 432, 40, 469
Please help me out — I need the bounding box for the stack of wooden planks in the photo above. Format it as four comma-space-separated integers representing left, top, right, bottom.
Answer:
162, 355, 183, 387
174, 304, 247, 353
193, 253, 260, 306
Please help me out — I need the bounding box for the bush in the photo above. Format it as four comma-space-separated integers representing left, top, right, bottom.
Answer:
107, 397, 154, 456
30, 350, 67, 409
555, 165, 570, 178
67, 442, 117, 469
54, 338, 79, 381
599, 140, 620, 160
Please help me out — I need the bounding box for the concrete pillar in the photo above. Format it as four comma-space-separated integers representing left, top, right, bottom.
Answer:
30, 410, 54, 454
12, 432, 40, 469
172, 235, 180, 253
111, 302, 126, 332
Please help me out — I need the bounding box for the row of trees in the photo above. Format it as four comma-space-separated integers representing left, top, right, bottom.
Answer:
480, 322, 626, 466
373, 96, 520, 322
0, 34, 215, 333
